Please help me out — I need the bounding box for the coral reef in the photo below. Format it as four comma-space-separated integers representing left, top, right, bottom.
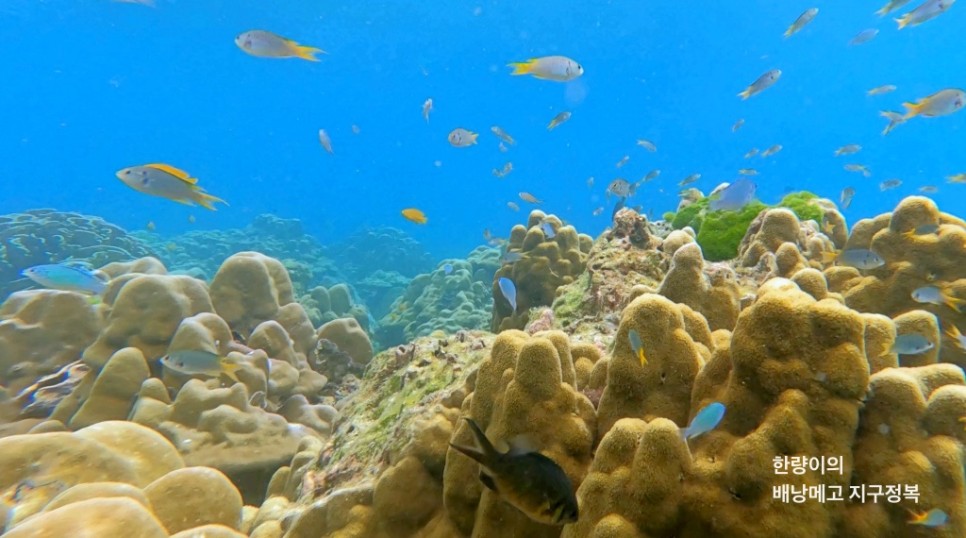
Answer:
376, 248, 499, 348
327, 226, 435, 281
299, 283, 371, 330
664, 191, 843, 262
825, 196, 966, 367
493, 211, 594, 331
0, 209, 155, 298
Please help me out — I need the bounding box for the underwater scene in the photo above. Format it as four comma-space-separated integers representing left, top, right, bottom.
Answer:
1, 0, 965, 536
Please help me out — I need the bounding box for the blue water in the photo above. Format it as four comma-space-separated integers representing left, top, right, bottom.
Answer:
2, 0, 964, 260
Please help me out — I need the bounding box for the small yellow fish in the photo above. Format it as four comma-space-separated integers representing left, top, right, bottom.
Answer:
146, 221, 156, 231
868, 84, 897, 95
423, 98, 433, 122
821, 218, 836, 236
519, 192, 542, 204
785, 8, 819, 38
508, 56, 584, 82
491, 126, 515, 145
738, 168, 758, 176
732, 118, 745, 132
547, 111, 572, 131
845, 163, 872, 177
235, 30, 324, 61
401, 208, 428, 224
739, 69, 781, 99
946, 173, 966, 183
318, 129, 334, 154
116, 164, 227, 210
507, 202, 520, 211
919, 185, 939, 193
636, 139, 657, 152
834, 144, 861, 156
448, 128, 478, 147
744, 148, 759, 158
616, 155, 630, 168
628, 329, 647, 366
161, 350, 241, 381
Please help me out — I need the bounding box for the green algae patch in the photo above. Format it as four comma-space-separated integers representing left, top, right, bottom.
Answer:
664, 190, 830, 261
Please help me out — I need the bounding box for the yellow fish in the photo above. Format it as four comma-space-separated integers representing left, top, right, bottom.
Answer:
900, 88, 965, 119
508, 56, 583, 82
401, 208, 428, 224
235, 30, 324, 61
116, 164, 227, 210
738, 69, 781, 99
896, 0, 954, 29
946, 173, 966, 183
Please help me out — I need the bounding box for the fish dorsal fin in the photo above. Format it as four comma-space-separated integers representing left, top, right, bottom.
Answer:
478, 471, 498, 492
145, 163, 198, 184
505, 434, 539, 456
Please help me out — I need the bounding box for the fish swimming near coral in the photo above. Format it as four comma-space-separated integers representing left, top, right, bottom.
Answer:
911, 285, 963, 311
21, 263, 107, 295
907, 507, 948, 527
508, 56, 584, 82
709, 179, 756, 211
892, 333, 935, 355
498, 277, 517, 312
946, 324, 966, 351
116, 163, 227, 210
881, 88, 965, 134
540, 221, 556, 239
821, 249, 885, 270
683, 402, 726, 440
235, 30, 324, 61
160, 349, 241, 381
840, 187, 856, 209
628, 328, 647, 366
449, 418, 579, 525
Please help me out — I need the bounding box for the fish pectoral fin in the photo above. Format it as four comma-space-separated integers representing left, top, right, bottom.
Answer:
145, 163, 196, 183
478, 471, 498, 493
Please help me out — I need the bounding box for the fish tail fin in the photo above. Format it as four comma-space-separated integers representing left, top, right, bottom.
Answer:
875, 6, 888, 17
782, 28, 793, 38
507, 60, 535, 76
821, 251, 839, 264
946, 324, 963, 341
895, 15, 909, 30
460, 417, 499, 460
880, 111, 905, 135
221, 360, 242, 383
193, 190, 228, 211
901, 101, 923, 120
292, 44, 324, 62
737, 88, 751, 100
943, 292, 965, 313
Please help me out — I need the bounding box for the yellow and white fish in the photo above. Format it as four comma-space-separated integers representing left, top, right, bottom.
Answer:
785, 8, 819, 38
739, 69, 781, 99
448, 128, 478, 147
868, 84, 897, 95
508, 56, 583, 82
116, 164, 227, 210
896, 0, 955, 29
235, 30, 324, 61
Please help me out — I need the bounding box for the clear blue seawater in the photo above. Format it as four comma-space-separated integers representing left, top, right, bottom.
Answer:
1, 0, 963, 259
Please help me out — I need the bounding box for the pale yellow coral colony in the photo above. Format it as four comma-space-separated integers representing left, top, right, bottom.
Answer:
0, 196, 963, 537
